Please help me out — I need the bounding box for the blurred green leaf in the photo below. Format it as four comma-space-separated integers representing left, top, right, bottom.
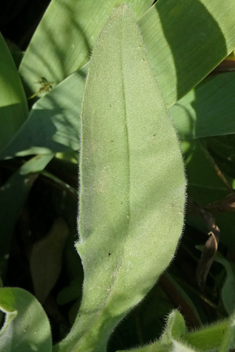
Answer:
184, 318, 232, 351
217, 312, 235, 352
0, 33, 28, 153
54, 6, 185, 352
0, 287, 52, 352
57, 277, 82, 306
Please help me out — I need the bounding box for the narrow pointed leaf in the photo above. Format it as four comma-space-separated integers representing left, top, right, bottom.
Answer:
54, 6, 185, 352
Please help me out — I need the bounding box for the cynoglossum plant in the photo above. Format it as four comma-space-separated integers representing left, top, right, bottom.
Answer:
0, 5, 186, 352
1, 0, 235, 351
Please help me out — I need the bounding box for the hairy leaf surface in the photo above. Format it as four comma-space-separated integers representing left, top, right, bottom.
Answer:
54, 6, 186, 352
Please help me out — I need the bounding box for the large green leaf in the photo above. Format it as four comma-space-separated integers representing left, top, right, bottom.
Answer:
0, 287, 52, 352
53, 6, 185, 352
19, 0, 153, 96
139, 0, 235, 106
0, 33, 28, 153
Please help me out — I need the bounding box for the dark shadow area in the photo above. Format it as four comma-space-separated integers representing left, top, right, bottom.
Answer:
0, 310, 4, 330
0, 0, 50, 49
0, 166, 35, 275
1, 161, 81, 343
0, 103, 27, 153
